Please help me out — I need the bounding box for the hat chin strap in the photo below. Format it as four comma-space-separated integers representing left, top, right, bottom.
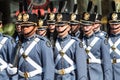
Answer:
84, 30, 93, 37
24, 27, 36, 37
40, 31, 47, 36
57, 27, 68, 33
110, 27, 120, 34
71, 26, 80, 34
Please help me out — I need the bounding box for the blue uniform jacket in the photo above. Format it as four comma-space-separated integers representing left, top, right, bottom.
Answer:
108, 33, 120, 80
0, 33, 15, 80
17, 34, 54, 80
54, 34, 87, 80
82, 33, 112, 80
94, 30, 107, 39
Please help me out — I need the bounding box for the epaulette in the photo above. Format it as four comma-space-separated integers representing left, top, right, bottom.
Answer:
96, 34, 108, 45
3, 34, 15, 44
97, 35, 104, 39
71, 36, 80, 41
71, 36, 83, 48
104, 38, 108, 45
3, 34, 12, 39
36, 34, 45, 41
36, 35, 52, 47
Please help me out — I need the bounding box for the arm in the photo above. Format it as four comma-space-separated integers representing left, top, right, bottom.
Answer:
101, 39, 112, 80
76, 41, 87, 80
41, 40, 55, 80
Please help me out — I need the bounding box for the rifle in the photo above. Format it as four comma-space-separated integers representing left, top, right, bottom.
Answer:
13, 38, 22, 67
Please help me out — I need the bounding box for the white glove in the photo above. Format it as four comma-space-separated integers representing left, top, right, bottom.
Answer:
7, 64, 17, 75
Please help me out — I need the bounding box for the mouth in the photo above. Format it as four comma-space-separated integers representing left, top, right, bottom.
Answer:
111, 27, 119, 30
84, 30, 89, 33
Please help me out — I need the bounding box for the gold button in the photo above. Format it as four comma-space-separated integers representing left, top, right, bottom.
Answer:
112, 58, 116, 64
24, 72, 28, 78
22, 53, 28, 59
59, 50, 64, 57
111, 45, 116, 51
85, 48, 90, 54
59, 69, 65, 75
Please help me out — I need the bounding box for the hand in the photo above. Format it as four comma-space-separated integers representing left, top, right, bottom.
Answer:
7, 64, 17, 75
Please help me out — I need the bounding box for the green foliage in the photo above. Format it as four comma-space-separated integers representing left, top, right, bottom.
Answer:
3, 23, 15, 36
0, 28, 3, 33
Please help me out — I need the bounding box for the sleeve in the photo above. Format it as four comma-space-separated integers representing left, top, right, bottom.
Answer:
6, 37, 16, 63
41, 39, 55, 80
75, 41, 87, 80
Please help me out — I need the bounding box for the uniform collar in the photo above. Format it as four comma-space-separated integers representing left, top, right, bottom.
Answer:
94, 30, 101, 34
110, 33, 120, 37
58, 34, 71, 41
72, 31, 80, 37
84, 33, 95, 39
24, 34, 37, 41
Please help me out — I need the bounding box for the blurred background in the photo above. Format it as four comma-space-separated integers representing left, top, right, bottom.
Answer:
0, 0, 120, 36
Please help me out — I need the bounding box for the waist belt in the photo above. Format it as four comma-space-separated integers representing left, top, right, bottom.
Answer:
87, 59, 101, 64
111, 59, 120, 64
19, 69, 42, 78
55, 65, 76, 75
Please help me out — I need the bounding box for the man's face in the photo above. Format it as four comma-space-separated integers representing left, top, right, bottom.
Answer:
21, 25, 37, 36
110, 24, 120, 30
16, 24, 21, 33
37, 29, 46, 36
56, 24, 70, 37
82, 24, 94, 36
110, 23, 120, 34
70, 24, 80, 33
48, 24, 55, 30
93, 23, 101, 31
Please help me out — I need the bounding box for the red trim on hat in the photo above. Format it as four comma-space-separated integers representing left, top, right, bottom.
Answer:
48, 8, 57, 13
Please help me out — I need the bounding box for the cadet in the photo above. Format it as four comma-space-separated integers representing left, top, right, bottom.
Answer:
36, 10, 48, 37
11, 2, 24, 79
12, 0, 23, 43
36, 19, 48, 37
12, 13, 22, 43
9, 14, 21, 80
17, 13, 54, 80
80, 12, 112, 80
107, 2, 120, 79
0, 12, 16, 80
54, 12, 87, 80
93, 5, 107, 39
69, 4, 81, 38
46, 1, 57, 47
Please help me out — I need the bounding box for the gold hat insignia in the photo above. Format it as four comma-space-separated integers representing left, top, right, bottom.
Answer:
49, 13, 55, 20
84, 12, 90, 20
71, 13, 76, 21
112, 13, 118, 20
38, 19, 43, 27
57, 14, 62, 22
17, 13, 22, 21
23, 13, 29, 22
